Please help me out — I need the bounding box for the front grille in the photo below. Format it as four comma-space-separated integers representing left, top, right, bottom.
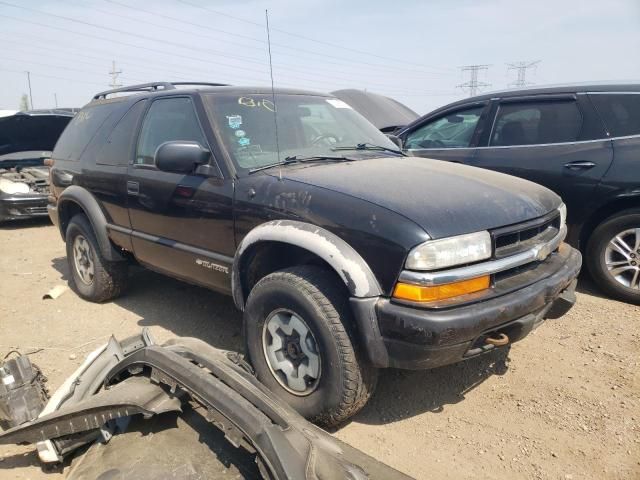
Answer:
492, 212, 561, 259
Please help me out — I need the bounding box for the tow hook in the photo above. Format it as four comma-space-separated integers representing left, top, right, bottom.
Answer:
484, 333, 509, 347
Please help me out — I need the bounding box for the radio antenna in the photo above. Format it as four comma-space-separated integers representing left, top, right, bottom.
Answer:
265, 9, 282, 181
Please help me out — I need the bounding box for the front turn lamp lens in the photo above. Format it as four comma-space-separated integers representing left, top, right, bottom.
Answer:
393, 275, 490, 303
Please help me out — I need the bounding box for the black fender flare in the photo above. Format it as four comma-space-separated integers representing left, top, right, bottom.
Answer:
231, 220, 388, 367
57, 185, 125, 262
231, 220, 382, 310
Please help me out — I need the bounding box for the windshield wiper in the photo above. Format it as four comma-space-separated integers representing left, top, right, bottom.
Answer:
331, 143, 406, 156
248, 155, 350, 173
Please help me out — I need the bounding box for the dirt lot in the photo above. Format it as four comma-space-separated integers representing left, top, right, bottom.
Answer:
0, 220, 638, 480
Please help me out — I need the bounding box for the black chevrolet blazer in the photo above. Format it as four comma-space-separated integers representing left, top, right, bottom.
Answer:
48, 82, 581, 426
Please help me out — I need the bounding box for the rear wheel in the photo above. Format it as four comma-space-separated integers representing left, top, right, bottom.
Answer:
243, 265, 377, 427
586, 209, 640, 304
65, 214, 128, 302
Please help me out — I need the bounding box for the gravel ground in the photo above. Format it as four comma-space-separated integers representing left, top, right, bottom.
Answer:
0, 220, 638, 480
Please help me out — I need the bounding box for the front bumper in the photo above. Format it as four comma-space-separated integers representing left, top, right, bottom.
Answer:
0, 193, 49, 221
369, 243, 581, 369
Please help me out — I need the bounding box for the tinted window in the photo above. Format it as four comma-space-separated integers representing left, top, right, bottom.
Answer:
53, 103, 117, 161
136, 97, 206, 166
491, 101, 582, 146
405, 106, 483, 149
96, 101, 146, 166
590, 93, 640, 137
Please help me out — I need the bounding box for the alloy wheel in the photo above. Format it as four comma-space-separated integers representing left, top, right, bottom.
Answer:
604, 228, 640, 290
262, 309, 321, 396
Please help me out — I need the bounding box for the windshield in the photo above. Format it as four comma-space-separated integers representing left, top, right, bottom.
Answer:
204, 93, 398, 171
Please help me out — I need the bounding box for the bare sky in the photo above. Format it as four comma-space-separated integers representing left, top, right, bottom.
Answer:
1, 0, 639, 114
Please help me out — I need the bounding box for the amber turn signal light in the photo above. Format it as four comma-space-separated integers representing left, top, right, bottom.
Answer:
393, 275, 490, 303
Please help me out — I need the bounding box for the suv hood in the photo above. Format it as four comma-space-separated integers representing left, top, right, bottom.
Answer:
280, 156, 561, 239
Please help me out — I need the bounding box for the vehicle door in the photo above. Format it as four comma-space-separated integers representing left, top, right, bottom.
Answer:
471, 94, 613, 228
126, 95, 234, 293
399, 102, 490, 163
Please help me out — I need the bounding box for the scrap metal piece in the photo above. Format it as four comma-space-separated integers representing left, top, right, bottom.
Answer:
0, 353, 48, 429
0, 376, 181, 445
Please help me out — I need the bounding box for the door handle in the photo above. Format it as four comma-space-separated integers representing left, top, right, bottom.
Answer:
126, 181, 139, 195
563, 161, 596, 170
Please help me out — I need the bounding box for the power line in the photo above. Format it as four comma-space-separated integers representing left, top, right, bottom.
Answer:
174, 0, 457, 74
0, 66, 113, 87
0, 15, 450, 97
457, 64, 491, 97
102, 0, 453, 78
507, 60, 540, 87
0, 3, 443, 93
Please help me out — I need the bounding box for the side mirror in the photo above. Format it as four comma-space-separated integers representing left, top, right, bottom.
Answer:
155, 141, 210, 174
386, 134, 403, 150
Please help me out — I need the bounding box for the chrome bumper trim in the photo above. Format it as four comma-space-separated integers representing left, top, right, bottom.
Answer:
399, 225, 567, 286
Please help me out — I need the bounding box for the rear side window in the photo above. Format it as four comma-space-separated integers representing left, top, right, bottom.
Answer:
590, 93, 640, 137
53, 103, 117, 161
405, 106, 484, 149
96, 101, 147, 166
135, 97, 206, 166
491, 101, 582, 146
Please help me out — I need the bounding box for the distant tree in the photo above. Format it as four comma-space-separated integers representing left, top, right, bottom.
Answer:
19, 93, 30, 111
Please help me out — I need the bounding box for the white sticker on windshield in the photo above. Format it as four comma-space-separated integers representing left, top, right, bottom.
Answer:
326, 99, 352, 109
227, 115, 242, 129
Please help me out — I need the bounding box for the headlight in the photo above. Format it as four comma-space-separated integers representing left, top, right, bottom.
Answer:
558, 203, 567, 228
0, 179, 30, 194
406, 230, 492, 270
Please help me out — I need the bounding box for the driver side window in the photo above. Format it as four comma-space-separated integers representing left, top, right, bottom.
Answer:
136, 97, 206, 166
405, 106, 484, 149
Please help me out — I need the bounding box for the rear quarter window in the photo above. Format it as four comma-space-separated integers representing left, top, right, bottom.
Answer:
52, 102, 119, 161
590, 93, 640, 137
491, 100, 582, 146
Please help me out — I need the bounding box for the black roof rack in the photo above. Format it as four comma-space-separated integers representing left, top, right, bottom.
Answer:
92, 82, 230, 100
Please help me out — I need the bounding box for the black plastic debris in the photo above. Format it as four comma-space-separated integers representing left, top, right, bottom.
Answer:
0, 352, 48, 429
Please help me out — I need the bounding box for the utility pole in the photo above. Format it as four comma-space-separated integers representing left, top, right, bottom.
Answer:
457, 64, 491, 97
54, 93, 58, 108
109, 60, 122, 89
25, 71, 33, 109
507, 60, 540, 87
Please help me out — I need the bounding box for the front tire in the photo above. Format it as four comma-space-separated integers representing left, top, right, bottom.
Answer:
243, 265, 377, 427
65, 214, 128, 302
586, 208, 640, 304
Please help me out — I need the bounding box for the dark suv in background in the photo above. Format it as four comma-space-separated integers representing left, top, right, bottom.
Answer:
396, 84, 640, 304
48, 82, 580, 425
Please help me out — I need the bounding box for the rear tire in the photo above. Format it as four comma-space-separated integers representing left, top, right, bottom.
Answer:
586, 208, 640, 304
243, 265, 377, 427
65, 214, 128, 302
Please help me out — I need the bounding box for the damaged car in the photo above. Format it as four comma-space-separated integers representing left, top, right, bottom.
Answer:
0, 109, 75, 222
0, 330, 412, 479
48, 82, 581, 426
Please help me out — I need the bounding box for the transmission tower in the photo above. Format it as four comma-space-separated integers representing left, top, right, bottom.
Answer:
507, 60, 540, 87
109, 60, 122, 89
457, 64, 491, 97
